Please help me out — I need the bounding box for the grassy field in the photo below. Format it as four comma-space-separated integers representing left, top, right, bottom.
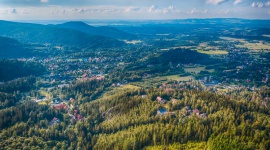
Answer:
197, 50, 228, 55
220, 36, 270, 50
184, 67, 205, 73
121, 84, 141, 90
236, 42, 270, 50
166, 75, 193, 81
98, 84, 141, 99
220, 36, 245, 42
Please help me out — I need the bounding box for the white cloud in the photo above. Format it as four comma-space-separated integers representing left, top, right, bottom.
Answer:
162, 6, 174, 14
40, 0, 49, 3
251, 2, 264, 8
188, 8, 209, 14
125, 6, 140, 13
206, 0, 229, 5
233, 0, 243, 5
11, 8, 17, 14
148, 5, 158, 12
265, 1, 270, 6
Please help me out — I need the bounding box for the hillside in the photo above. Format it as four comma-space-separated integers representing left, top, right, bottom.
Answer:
0, 20, 124, 48
54, 21, 136, 39
1, 87, 270, 149
0, 36, 32, 58
146, 49, 217, 66
0, 59, 46, 81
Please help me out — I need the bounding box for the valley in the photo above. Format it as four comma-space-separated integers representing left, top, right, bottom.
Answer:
0, 19, 270, 150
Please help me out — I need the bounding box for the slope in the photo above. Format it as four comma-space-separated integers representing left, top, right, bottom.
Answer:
54, 21, 136, 39
0, 20, 124, 48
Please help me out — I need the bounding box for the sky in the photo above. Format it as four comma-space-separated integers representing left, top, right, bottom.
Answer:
0, 0, 269, 20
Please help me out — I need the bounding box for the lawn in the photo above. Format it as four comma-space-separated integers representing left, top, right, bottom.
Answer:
121, 84, 141, 90
197, 50, 228, 55
236, 43, 270, 50
166, 75, 193, 81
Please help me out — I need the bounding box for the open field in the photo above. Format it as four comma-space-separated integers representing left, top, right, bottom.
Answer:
98, 84, 141, 99
220, 36, 270, 50
121, 84, 141, 90
166, 75, 193, 81
220, 36, 245, 42
236, 43, 270, 50
197, 50, 228, 55
184, 67, 205, 73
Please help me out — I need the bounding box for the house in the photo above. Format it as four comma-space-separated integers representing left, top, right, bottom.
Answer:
199, 113, 208, 118
82, 73, 88, 78
76, 114, 83, 120
265, 97, 270, 101
193, 109, 200, 116
165, 88, 172, 93
142, 95, 147, 98
35, 99, 43, 103
171, 99, 178, 105
156, 97, 167, 104
53, 103, 68, 110
52, 98, 61, 104
157, 108, 175, 117
49, 117, 60, 126
70, 98, 75, 103
157, 108, 167, 116
156, 96, 162, 101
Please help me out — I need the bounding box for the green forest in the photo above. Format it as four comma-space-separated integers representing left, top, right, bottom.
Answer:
0, 78, 270, 149
0, 19, 270, 150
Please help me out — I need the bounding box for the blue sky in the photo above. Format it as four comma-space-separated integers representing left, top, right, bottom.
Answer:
0, 0, 269, 20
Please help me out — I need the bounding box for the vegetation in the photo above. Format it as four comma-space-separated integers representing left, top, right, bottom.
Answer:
0, 59, 45, 81
0, 19, 270, 149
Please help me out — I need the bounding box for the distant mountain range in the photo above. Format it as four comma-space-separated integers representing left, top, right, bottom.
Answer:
0, 20, 128, 49
53, 21, 136, 40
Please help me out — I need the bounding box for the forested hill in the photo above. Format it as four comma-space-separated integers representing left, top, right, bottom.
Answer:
0, 59, 46, 81
0, 36, 31, 58
1, 86, 270, 149
147, 49, 216, 65
54, 21, 136, 39
0, 20, 125, 48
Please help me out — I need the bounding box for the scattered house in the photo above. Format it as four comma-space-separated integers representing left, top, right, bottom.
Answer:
193, 109, 200, 116
52, 98, 61, 104
186, 106, 191, 110
95, 75, 104, 80
157, 108, 175, 117
82, 73, 88, 78
58, 84, 69, 88
49, 117, 60, 126
264, 97, 270, 101
53, 103, 68, 110
157, 108, 167, 116
73, 109, 83, 120
171, 99, 178, 105
142, 95, 147, 98
76, 114, 83, 120
204, 80, 219, 86
199, 113, 208, 118
70, 98, 75, 103
156, 96, 167, 104
165, 88, 172, 93
35, 99, 43, 103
